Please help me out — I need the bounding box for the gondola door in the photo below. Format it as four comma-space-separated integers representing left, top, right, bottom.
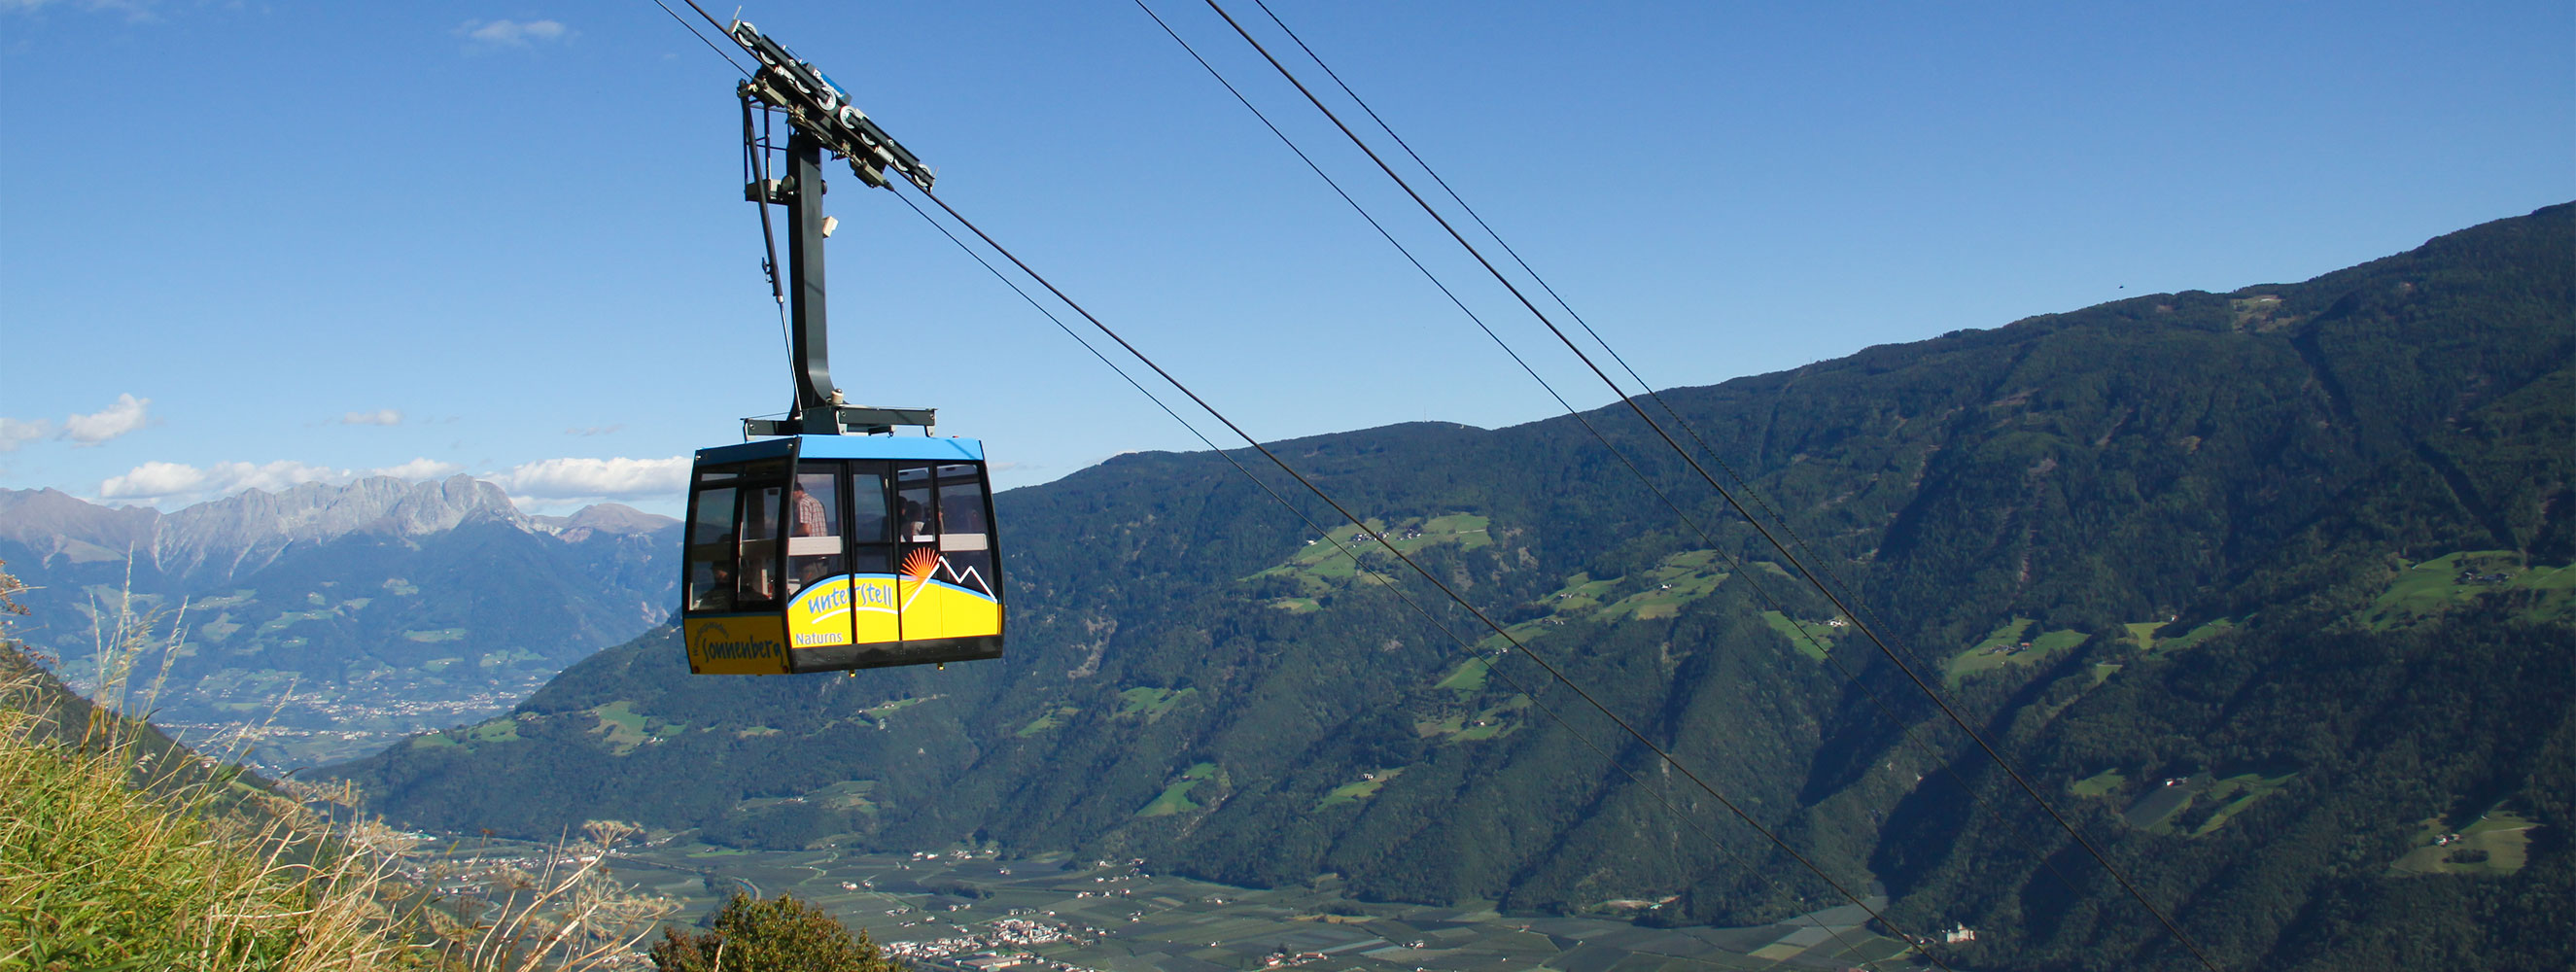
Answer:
885, 462, 1003, 653
681, 456, 794, 675
779, 459, 854, 659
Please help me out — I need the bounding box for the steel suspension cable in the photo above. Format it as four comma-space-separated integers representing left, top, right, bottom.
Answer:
650, 0, 748, 77
1236, 0, 2100, 906
1129, 0, 1680, 531
1161, 0, 2103, 929
1242, 0, 1925, 674
1196, 4, 2221, 968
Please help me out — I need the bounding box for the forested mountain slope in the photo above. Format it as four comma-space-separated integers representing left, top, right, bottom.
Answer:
333, 204, 2574, 970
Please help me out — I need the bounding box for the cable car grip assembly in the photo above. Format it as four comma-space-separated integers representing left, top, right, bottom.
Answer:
730, 17, 934, 438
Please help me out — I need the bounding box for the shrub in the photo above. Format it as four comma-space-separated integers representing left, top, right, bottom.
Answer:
649, 892, 900, 972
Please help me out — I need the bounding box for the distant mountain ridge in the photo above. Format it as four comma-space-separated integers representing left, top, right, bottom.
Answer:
0, 477, 678, 768
529, 502, 676, 540
0, 475, 655, 582
338, 203, 2573, 971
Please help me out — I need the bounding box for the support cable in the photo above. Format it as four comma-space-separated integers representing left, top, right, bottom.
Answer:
675, 0, 740, 44
1197, 3, 2221, 968
1129, 5, 1948, 954
1150, 0, 2095, 930
1128, 0, 1621, 503
650, 0, 748, 77
903, 179, 1948, 969
1238, 0, 2098, 904
1243, 0, 1918, 670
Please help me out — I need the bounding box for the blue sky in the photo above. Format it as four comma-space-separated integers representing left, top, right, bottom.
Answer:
3, 0, 2566, 518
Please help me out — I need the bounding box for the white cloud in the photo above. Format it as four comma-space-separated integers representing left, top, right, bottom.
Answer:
458, 17, 567, 48
62, 394, 151, 445
339, 409, 403, 426
369, 458, 463, 481
490, 456, 686, 501
97, 461, 209, 500
0, 417, 50, 452
98, 459, 343, 503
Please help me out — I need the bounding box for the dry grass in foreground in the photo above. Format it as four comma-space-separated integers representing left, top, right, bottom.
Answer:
0, 563, 675, 970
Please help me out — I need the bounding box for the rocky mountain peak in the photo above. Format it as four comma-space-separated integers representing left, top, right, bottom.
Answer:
0, 488, 160, 557
531, 503, 678, 539
140, 475, 523, 578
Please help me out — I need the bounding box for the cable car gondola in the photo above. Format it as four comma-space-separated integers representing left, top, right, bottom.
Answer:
679, 17, 1002, 676
682, 434, 1003, 674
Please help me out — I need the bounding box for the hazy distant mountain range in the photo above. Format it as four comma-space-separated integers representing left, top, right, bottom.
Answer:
0, 475, 677, 767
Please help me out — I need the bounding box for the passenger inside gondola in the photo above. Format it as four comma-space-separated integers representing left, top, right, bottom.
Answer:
704, 550, 736, 611
787, 471, 838, 593
899, 497, 927, 540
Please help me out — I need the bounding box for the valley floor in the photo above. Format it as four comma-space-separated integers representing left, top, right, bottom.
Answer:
435, 836, 1932, 972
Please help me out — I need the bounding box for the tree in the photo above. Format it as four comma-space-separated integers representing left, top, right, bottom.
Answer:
650, 891, 902, 972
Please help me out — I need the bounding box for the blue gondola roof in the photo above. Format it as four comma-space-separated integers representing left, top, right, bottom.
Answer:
696, 434, 985, 464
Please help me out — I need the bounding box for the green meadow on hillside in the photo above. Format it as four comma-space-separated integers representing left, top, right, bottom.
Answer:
1249, 514, 1494, 600
1316, 767, 1408, 810
2389, 809, 2542, 877
1944, 617, 2088, 686
1138, 762, 1220, 817
2362, 551, 2575, 630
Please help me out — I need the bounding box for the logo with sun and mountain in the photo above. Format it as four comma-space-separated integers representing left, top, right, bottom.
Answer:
785, 548, 999, 648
